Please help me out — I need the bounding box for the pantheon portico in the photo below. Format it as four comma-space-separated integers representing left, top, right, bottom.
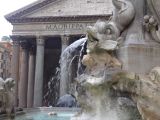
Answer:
5, 0, 113, 108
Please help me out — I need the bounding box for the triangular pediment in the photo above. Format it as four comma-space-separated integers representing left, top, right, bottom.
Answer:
5, 0, 113, 21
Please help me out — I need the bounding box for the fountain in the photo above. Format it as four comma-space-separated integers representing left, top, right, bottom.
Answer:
3, 0, 160, 120
20, 0, 160, 119
71, 0, 160, 120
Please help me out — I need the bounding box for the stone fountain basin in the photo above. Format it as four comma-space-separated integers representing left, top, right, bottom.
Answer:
0, 107, 80, 120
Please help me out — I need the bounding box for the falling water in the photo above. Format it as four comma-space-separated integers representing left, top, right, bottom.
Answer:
77, 38, 87, 77
60, 37, 87, 96
44, 37, 87, 106
43, 67, 60, 106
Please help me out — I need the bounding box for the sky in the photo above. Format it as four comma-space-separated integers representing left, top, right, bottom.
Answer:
0, 0, 37, 39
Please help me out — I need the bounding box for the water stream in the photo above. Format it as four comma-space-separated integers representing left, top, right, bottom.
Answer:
60, 38, 87, 96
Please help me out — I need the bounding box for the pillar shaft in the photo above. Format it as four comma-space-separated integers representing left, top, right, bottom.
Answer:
60, 35, 70, 96
27, 46, 35, 108
34, 36, 45, 107
19, 40, 29, 108
11, 38, 20, 107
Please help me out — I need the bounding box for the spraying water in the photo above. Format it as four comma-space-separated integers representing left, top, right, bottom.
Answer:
44, 37, 87, 106
59, 37, 87, 96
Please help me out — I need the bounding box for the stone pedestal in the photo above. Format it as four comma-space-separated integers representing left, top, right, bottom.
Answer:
60, 35, 70, 97
27, 46, 35, 108
118, 45, 160, 74
33, 36, 45, 107
11, 36, 20, 107
19, 40, 29, 108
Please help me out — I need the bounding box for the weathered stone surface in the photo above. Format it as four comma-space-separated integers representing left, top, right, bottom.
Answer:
118, 45, 160, 74
111, 67, 160, 120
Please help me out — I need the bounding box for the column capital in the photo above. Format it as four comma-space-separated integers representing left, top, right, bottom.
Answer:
12, 40, 20, 46
36, 36, 45, 46
20, 40, 29, 50
61, 35, 70, 41
61, 35, 70, 45
29, 44, 36, 55
10, 36, 20, 46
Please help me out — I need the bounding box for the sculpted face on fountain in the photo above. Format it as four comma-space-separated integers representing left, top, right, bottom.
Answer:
86, 20, 118, 53
86, 0, 136, 53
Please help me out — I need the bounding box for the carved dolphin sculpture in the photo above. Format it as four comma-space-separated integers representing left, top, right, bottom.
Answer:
86, 0, 135, 52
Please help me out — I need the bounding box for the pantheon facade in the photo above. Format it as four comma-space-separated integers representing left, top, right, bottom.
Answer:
5, 0, 113, 108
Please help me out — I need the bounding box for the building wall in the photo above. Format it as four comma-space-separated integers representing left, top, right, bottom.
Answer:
0, 42, 12, 79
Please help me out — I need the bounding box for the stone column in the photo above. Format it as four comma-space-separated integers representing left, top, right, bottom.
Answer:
11, 36, 20, 107
60, 35, 70, 97
27, 45, 36, 108
61, 35, 70, 52
19, 40, 29, 108
34, 36, 45, 107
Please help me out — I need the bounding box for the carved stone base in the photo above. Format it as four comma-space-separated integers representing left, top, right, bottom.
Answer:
118, 44, 160, 74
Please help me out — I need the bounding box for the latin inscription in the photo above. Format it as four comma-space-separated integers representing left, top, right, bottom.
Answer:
46, 23, 93, 31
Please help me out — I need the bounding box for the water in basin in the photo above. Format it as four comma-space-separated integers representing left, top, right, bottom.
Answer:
4, 111, 76, 120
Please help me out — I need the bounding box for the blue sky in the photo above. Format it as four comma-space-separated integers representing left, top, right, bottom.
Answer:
0, 0, 37, 39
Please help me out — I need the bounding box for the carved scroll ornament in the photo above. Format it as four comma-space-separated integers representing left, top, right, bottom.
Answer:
144, 0, 160, 43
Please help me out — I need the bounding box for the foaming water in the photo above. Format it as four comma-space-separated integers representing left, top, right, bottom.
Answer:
75, 73, 140, 120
